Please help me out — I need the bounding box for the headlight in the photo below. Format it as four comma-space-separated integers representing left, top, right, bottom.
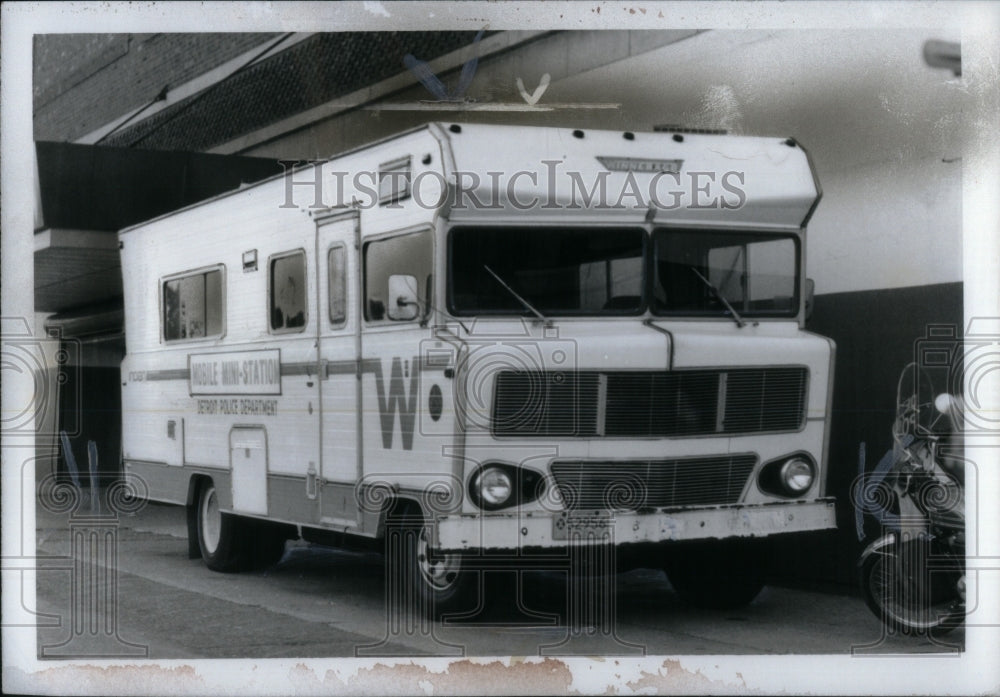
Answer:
473, 467, 513, 508
779, 458, 814, 495
467, 464, 544, 511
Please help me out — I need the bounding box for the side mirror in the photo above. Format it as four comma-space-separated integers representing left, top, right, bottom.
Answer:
804, 278, 815, 321
387, 274, 419, 321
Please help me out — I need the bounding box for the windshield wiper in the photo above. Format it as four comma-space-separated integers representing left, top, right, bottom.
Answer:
689, 267, 746, 329
483, 265, 547, 322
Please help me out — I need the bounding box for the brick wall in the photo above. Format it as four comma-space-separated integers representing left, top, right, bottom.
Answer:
34, 33, 276, 142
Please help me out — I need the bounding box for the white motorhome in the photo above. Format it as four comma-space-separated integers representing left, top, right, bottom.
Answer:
120, 122, 836, 612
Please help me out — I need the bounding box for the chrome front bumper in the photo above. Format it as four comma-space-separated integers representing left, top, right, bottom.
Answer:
434, 498, 837, 552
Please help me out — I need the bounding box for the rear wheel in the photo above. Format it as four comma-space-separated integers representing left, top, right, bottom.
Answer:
664, 540, 769, 609
196, 481, 249, 572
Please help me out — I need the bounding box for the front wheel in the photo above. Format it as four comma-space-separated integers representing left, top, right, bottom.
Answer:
858, 534, 964, 636
664, 540, 769, 609
386, 502, 475, 618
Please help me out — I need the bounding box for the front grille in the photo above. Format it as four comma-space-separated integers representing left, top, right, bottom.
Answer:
493, 367, 808, 437
551, 455, 757, 511
493, 371, 599, 436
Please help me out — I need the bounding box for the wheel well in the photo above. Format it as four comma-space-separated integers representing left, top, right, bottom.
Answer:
187, 474, 213, 507
376, 496, 425, 537
388, 496, 423, 515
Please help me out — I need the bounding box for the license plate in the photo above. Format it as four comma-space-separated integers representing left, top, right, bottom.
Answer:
552, 511, 614, 541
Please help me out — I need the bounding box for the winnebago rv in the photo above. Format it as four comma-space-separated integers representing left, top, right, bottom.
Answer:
120, 123, 836, 613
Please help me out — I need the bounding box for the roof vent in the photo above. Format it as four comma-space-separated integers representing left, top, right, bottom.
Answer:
654, 125, 729, 135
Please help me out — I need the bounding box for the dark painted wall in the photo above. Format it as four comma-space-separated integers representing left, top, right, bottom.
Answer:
36, 141, 285, 234
771, 281, 964, 589
57, 337, 125, 487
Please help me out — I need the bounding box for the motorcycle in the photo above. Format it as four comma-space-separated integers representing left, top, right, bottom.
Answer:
856, 362, 965, 636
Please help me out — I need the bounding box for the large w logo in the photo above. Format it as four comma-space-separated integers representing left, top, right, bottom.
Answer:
373, 357, 420, 450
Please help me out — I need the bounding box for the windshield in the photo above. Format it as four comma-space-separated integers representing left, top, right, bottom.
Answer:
450, 226, 646, 315
652, 229, 799, 317
447, 226, 800, 318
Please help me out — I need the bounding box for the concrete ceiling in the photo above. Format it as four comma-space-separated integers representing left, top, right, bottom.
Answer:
33, 141, 284, 314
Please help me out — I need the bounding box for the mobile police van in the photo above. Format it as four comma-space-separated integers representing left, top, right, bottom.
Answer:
120, 122, 836, 612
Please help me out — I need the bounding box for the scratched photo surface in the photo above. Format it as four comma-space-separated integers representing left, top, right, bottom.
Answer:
4, 3, 999, 695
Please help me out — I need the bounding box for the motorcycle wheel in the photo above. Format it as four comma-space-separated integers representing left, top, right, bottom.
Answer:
858, 533, 964, 636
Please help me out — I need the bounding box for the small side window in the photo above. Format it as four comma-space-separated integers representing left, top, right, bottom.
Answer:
270, 250, 307, 331
378, 156, 411, 205
163, 267, 224, 341
328, 245, 346, 325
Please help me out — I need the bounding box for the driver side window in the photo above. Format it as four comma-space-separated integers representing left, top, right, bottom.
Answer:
363, 229, 432, 322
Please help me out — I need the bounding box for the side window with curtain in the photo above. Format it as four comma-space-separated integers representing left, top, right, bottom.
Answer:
163, 267, 224, 341
270, 250, 307, 331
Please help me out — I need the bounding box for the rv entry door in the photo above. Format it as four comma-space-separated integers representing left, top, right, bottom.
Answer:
315, 211, 362, 527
